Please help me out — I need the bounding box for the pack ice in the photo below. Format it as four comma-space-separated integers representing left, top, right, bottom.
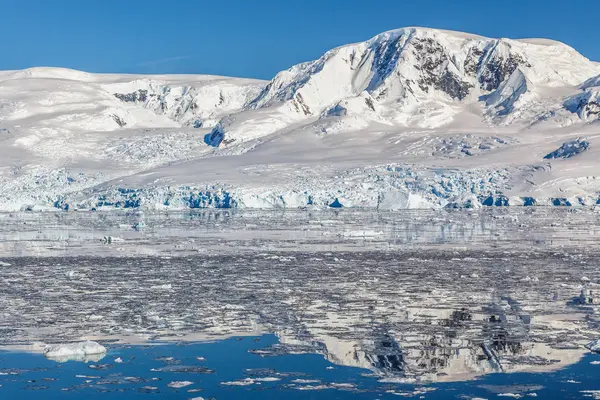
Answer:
1, 27, 600, 211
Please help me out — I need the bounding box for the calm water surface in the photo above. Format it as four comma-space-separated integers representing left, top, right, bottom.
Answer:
0, 209, 600, 399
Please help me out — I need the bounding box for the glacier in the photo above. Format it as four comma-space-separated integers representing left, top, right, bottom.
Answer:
1, 27, 600, 211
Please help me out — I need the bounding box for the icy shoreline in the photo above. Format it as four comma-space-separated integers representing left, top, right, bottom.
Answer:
11, 189, 600, 212
3, 163, 599, 212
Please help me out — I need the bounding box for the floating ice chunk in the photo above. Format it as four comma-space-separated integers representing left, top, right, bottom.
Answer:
114, 357, 123, 364
294, 385, 332, 390
330, 383, 355, 388
221, 378, 255, 386
254, 377, 281, 382
167, 381, 193, 388
292, 379, 321, 384
581, 391, 600, 399
0, 261, 11, 266
44, 341, 107, 363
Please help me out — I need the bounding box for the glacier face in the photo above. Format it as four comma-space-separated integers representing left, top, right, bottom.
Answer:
1, 28, 600, 211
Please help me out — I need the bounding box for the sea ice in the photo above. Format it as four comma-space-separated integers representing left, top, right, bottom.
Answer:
221, 378, 255, 386
167, 381, 193, 388
44, 341, 107, 363
544, 139, 590, 160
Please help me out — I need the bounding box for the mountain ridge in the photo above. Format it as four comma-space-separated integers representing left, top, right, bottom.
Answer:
0, 27, 600, 211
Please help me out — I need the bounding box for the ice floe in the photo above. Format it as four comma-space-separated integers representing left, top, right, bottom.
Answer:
43, 341, 106, 363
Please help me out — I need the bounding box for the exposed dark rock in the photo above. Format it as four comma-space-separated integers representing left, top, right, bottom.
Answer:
464, 47, 484, 75
114, 89, 148, 103
436, 71, 473, 101
413, 38, 473, 100
291, 93, 311, 115
111, 114, 127, 127
478, 52, 531, 92
365, 97, 376, 112
577, 99, 600, 120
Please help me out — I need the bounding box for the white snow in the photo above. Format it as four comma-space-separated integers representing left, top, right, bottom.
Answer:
1, 27, 600, 211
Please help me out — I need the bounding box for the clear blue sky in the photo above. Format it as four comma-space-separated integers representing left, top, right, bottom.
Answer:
1, 0, 597, 80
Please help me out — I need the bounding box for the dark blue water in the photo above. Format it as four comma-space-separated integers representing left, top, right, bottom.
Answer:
1, 335, 600, 399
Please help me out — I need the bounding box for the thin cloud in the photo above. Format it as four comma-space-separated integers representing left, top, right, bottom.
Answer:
137, 55, 192, 67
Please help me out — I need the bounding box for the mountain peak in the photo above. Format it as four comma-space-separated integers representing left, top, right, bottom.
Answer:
248, 27, 598, 119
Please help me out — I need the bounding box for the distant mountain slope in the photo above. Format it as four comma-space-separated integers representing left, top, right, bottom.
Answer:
0, 29, 599, 211
209, 27, 600, 146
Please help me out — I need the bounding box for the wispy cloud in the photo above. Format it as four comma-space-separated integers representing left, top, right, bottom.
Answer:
137, 55, 192, 67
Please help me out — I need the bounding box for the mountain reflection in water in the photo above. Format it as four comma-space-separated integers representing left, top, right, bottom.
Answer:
0, 209, 599, 384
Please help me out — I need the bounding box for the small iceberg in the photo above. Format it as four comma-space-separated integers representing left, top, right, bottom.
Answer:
44, 341, 107, 363
167, 381, 194, 388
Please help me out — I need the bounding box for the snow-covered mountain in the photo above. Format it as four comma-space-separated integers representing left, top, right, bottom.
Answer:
1, 28, 600, 211
209, 27, 599, 145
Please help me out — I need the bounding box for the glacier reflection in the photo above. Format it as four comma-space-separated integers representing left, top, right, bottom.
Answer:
0, 209, 599, 383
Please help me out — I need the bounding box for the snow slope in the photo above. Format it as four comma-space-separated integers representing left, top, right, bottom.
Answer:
1, 28, 600, 211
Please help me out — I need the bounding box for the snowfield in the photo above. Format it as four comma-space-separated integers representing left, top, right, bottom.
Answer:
1, 27, 600, 211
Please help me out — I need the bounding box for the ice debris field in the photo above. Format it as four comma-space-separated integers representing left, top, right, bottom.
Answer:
1, 27, 600, 211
